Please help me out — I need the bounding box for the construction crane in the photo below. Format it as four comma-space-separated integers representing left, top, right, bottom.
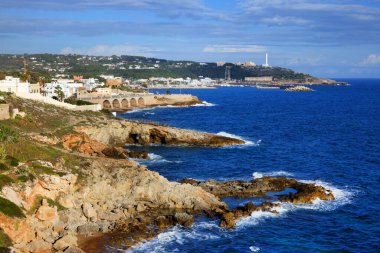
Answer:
23, 57, 27, 74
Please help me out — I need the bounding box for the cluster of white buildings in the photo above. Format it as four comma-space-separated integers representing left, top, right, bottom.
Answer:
148, 77, 216, 86
0, 75, 106, 100
0, 76, 40, 94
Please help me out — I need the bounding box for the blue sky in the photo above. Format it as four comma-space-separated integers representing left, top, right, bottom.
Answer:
1, 0, 380, 77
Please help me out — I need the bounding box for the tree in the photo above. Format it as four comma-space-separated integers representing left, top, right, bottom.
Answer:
54, 86, 65, 102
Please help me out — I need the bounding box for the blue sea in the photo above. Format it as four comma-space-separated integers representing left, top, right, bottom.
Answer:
118, 79, 380, 253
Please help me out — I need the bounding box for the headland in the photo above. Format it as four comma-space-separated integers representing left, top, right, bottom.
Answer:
0, 92, 336, 252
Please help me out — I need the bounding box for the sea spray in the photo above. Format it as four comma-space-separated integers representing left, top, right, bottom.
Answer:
216, 131, 261, 147
252, 171, 294, 179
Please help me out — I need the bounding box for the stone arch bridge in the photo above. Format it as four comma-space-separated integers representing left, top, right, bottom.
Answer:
79, 93, 197, 111
80, 94, 157, 110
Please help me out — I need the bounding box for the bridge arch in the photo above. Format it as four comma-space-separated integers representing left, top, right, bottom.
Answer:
103, 100, 112, 109
112, 99, 121, 109
130, 98, 137, 107
138, 97, 145, 106
121, 99, 129, 109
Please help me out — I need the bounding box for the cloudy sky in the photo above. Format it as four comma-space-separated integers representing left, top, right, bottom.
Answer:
1, 0, 380, 77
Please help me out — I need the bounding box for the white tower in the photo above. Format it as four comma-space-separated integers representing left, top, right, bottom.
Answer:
263, 53, 269, 67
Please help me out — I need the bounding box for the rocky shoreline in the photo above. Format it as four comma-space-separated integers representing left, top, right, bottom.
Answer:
0, 94, 336, 253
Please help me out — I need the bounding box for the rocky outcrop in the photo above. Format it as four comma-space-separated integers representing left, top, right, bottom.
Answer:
284, 86, 314, 92
61, 133, 148, 159
181, 177, 335, 203
220, 202, 280, 228
75, 120, 245, 147
1, 157, 226, 253
182, 177, 335, 228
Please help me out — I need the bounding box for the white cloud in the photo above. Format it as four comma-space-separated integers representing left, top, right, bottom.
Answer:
261, 16, 311, 25
203, 44, 266, 53
60, 44, 160, 56
361, 54, 380, 65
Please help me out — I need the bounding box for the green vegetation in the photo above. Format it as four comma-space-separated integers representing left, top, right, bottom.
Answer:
64, 97, 94, 106
31, 163, 66, 177
27, 196, 66, 215
0, 125, 19, 144
0, 175, 13, 189
54, 86, 65, 101
0, 164, 9, 171
0, 229, 12, 252
0, 54, 314, 82
0, 196, 25, 218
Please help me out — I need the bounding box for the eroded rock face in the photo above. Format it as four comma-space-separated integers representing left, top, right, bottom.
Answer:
219, 202, 280, 228
61, 133, 148, 159
75, 120, 245, 147
182, 177, 335, 228
181, 177, 335, 203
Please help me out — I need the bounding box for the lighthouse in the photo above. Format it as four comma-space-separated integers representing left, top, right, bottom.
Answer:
263, 53, 269, 67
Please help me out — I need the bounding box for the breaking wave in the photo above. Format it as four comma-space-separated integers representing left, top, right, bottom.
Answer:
129, 222, 222, 253
236, 179, 354, 228
252, 170, 294, 179
192, 101, 216, 107
134, 153, 183, 164
216, 131, 261, 147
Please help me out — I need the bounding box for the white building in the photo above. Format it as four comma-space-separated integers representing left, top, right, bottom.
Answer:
82, 78, 104, 91
0, 76, 31, 94
44, 79, 83, 99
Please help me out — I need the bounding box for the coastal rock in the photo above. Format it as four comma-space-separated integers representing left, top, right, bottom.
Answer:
62, 133, 149, 159
284, 86, 314, 92
29, 133, 60, 145
182, 177, 334, 228
75, 120, 245, 147
174, 212, 193, 227
219, 202, 280, 228
77, 223, 100, 235
53, 233, 78, 251
220, 212, 236, 228
29, 239, 51, 253
62, 246, 85, 253
36, 204, 57, 222
82, 203, 97, 219
181, 177, 335, 202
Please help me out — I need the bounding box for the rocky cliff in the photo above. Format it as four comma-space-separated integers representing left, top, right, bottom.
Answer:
74, 119, 245, 147
0, 94, 335, 252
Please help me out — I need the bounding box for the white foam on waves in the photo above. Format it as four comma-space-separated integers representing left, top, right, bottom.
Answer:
192, 101, 216, 107
129, 222, 221, 253
252, 170, 294, 179
125, 107, 157, 114
217, 131, 261, 147
143, 153, 182, 164
236, 179, 354, 228
250, 246, 261, 252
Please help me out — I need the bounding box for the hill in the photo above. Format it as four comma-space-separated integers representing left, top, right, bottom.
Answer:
0, 54, 314, 81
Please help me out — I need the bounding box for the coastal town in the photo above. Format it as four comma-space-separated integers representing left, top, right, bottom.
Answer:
0, 53, 348, 114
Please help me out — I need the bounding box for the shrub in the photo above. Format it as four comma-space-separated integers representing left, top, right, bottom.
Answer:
0, 164, 8, 171
0, 175, 13, 189
17, 174, 35, 183
0, 146, 6, 163
6, 156, 19, 167
0, 196, 25, 218
0, 125, 19, 143
0, 229, 12, 251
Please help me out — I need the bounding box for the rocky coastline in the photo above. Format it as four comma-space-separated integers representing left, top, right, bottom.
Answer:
284, 86, 314, 92
0, 94, 335, 252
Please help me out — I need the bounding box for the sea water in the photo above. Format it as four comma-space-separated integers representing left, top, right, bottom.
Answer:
118, 79, 380, 252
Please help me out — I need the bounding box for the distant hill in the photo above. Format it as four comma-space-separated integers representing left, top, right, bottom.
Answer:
0, 54, 313, 81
